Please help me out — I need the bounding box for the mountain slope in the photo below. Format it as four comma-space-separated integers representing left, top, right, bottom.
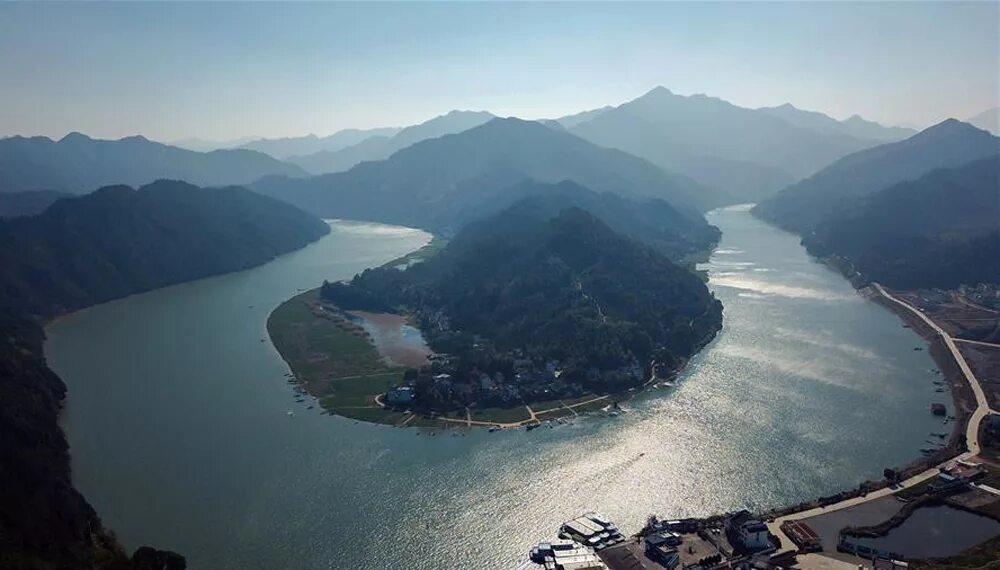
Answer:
287, 110, 495, 174
0, 133, 306, 194
0, 180, 330, 568
569, 87, 882, 202
555, 106, 611, 128
0, 180, 329, 317
253, 117, 727, 227
431, 179, 720, 262
968, 107, 1000, 135
757, 103, 915, 142
237, 127, 401, 159
321, 199, 722, 409
0, 190, 72, 218
803, 156, 1000, 289
753, 119, 1000, 233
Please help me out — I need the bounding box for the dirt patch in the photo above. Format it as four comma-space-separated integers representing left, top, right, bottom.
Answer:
349, 311, 432, 368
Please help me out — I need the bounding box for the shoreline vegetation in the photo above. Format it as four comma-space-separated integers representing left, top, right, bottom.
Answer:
267, 286, 708, 429
268, 200, 724, 429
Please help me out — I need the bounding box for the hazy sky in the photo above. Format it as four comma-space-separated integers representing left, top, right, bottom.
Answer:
1, 2, 997, 142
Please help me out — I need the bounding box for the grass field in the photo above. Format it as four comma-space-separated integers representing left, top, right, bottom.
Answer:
268, 289, 407, 424
268, 286, 633, 429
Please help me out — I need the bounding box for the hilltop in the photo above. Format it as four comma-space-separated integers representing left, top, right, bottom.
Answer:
753, 119, 1000, 233
317, 195, 722, 416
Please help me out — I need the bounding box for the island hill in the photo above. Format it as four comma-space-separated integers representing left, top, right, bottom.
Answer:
268, 189, 723, 428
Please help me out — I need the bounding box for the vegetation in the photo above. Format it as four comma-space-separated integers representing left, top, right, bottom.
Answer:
0, 180, 330, 317
0, 179, 332, 567
804, 156, 1000, 289
0, 190, 72, 218
267, 289, 406, 423
320, 196, 723, 415
754, 119, 999, 233
432, 180, 720, 264
0, 310, 185, 569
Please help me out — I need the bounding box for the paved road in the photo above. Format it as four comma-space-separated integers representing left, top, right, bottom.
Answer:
768, 283, 997, 556
874, 283, 996, 455
956, 338, 1000, 349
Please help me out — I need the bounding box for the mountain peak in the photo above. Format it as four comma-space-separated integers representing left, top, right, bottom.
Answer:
642, 86, 674, 98
59, 132, 92, 144
918, 118, 985, 138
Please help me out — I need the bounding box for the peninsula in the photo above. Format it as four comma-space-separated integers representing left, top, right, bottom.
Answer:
267, 194, 723, 427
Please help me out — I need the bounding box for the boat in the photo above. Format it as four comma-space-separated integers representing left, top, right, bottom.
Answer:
286, 411, 294, 417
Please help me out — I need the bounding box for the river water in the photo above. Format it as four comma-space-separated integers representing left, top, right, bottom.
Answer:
48, 208, 947, 569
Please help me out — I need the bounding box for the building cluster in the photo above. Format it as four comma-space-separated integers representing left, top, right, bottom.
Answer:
723, 510, 772, 553
383, 347, 646, 413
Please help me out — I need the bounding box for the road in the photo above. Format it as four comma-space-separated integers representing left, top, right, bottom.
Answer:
767, 283, 997, 558
956, 338, 1000, 349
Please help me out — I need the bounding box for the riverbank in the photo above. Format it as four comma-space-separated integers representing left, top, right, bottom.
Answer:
267, 286, 707, 429
52, 209, 958, 570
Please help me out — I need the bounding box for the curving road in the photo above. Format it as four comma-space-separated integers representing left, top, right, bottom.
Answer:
767, 283, 997, 559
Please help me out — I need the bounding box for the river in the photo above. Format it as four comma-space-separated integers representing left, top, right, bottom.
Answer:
48, 207, 948, 569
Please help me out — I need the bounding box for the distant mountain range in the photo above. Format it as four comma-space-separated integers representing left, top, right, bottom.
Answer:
803, 155, 999, 289
554, 106, 612, 129
251, 117, 729, 231
753, 119, 1000, 233
286, 110, 495, 174
968, 107, 1000, 135
0, 133, 305, 194
757, 103, 915, 142
568, 87, 911, 202
236, 127, 401, 159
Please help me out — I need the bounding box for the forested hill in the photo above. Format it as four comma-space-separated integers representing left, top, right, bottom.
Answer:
0, 190, 72, 218
753, 119, 999, 233
0, 132, 305, 195
428, 179, 720, 263
804, 156, 1000, 289
0, 179, 329, 318
0, 179, 329, 568
251, 117, 728, 228
322, 197, 722, 409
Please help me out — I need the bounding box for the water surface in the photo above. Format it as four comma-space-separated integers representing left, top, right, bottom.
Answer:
49, 209, 948, 569
856, 505, 1000, 558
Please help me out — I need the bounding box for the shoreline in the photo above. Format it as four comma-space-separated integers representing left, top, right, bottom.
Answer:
268, 286, 724, 430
